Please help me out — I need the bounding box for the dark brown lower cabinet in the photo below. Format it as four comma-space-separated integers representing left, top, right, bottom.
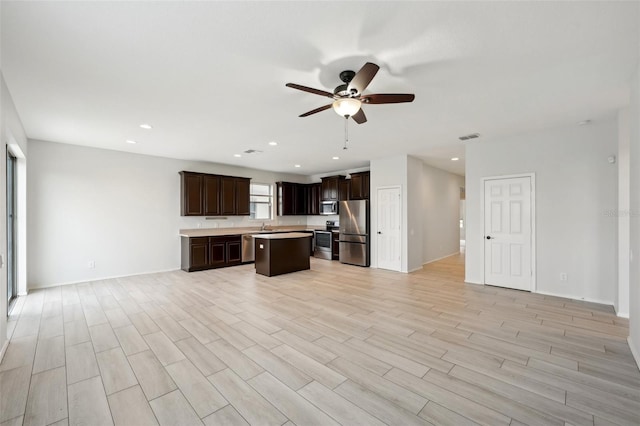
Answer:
188, 237, 209, 269
181, 235, 242, 272
226, 239, 242, 264
332, 231, 340, 260
208, 240, 226, 268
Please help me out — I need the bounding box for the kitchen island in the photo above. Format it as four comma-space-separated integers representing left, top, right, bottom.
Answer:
254, 232, 312, 277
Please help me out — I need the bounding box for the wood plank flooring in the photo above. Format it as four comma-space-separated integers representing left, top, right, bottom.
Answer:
1, 254, 639, 426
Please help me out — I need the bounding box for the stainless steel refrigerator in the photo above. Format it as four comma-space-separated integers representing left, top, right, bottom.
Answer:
339, 200, 370, 266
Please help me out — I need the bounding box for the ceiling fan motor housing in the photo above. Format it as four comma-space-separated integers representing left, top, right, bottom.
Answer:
339, 70, 356, 83
333, 84, 349, 96
336, 70, 359, 96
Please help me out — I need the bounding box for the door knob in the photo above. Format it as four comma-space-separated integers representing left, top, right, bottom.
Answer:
486, 236, 492, 240
377, 231, 382, 234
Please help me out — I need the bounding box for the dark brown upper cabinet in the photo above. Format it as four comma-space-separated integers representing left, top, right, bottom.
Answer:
339, 179, 350, 201
363, 172, 370, 199
349, 171, 370, 200
180, 171, 250, 216
295, 184, 308, 215
203, 175, 221, 216
220, 177, 236, 215
235, 178, 250, 215
321, 175, 346, 201
276, 182, 297, 216
181, 172, 204, 216
308, 183, 321, 215
276, 182, 323, 216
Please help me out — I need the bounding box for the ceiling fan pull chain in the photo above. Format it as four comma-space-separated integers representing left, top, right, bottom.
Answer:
344, 116, 349, 150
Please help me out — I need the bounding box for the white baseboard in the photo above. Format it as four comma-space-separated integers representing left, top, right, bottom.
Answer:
464, 280, 484, 286
0, 338, 9, 364
423, 251, 461, 266
27, 267, 180, 290
533, 290, 614, 309
628, 337, 640, 371
615, 310, 630, 319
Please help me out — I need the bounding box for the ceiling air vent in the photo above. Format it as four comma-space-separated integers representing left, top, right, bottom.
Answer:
243, 149, 263, 154
459, 133, 480, 141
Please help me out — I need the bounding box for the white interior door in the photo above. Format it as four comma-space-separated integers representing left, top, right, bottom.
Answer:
484, 176, 532, 291
377, 187, 401, 271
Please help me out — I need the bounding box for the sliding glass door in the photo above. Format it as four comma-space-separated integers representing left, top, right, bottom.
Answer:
7, 149, 17, 313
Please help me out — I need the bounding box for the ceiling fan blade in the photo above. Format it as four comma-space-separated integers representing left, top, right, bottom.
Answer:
351, 109, 367, 124
362, 93, 415, 104
347, 62, 380, 94
299, 104, 332, 117
286, 83, 335, 99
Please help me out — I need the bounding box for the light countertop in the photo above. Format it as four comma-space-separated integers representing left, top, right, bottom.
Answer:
179, 225, 323, 238
253, 232, 314, 240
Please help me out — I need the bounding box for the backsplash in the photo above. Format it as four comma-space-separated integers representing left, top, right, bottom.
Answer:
306, 215, 339, 226
178, 214, 311, 230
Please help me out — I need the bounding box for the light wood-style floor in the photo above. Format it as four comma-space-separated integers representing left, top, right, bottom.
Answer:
1, 254, 639, 426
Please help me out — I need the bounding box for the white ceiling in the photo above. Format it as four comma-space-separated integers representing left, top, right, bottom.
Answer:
2, 1, 638, 176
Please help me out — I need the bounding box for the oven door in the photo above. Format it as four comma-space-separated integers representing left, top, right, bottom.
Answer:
314, 231, 332, 260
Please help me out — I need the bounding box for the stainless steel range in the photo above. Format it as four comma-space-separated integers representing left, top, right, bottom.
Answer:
314, 220, 339, 260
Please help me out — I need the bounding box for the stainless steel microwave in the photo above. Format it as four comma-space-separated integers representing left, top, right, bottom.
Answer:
320, 201, 338, 215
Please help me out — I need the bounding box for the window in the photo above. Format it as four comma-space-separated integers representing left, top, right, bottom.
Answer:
250, 183, 273, 220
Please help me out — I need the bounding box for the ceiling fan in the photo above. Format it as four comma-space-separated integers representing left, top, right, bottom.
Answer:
285, 62, 415, 124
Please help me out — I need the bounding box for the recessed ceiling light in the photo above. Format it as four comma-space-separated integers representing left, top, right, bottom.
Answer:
451, 157, 459, 161
294, 164, 301, 168
126, 139, 137, 144
268, 141, 278, 146
332, 156, 340, 160
139, 124, 152, 130
234, 154, 241, 158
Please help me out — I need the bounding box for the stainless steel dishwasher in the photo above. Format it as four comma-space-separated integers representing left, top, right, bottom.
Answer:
242, 234, 259, 262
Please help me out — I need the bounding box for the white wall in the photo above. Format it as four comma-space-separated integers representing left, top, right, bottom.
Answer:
407, 156, 424, 271
370, 155, 407, 271
618, 108, 630, 317
466, 119, 619, 305
460, 200, 466, 241
1, 73, 29, 360
421, 163, 465, 264
629, 59, 640, 366
27, 140, 309, 288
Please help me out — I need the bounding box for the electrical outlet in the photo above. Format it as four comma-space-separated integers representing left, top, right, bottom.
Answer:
196, 222, 202, 228
560, 272, 567, 282
88, 261, 95, 269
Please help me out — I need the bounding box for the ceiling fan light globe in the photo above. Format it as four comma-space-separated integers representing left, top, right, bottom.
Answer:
333, 98, 361, 117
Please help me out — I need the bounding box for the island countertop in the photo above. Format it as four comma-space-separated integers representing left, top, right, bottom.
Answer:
254, 232, 313, 240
